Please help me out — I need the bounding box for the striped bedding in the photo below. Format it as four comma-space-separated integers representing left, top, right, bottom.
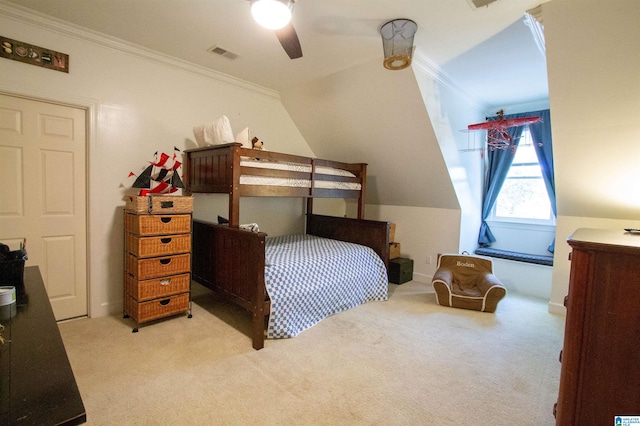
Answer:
239, 159, 362, 190
264, 234, 388, 339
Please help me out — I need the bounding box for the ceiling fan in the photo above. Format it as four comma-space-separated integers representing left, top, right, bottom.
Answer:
250, 0, 303, 59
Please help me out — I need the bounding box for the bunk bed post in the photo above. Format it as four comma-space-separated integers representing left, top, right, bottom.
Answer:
251, 238, 267, 350
230, 145, 241, 227
184, 150, 192, 195
306, 198, 313, 216
358, 164, 367, 219
307, 159, 315, 216
251, 309, 265, 349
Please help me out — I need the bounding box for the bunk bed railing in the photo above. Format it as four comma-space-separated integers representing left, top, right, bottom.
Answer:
184, 143, 368, 226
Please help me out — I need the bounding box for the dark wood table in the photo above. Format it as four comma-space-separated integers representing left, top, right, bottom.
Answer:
0, 266, 86, 425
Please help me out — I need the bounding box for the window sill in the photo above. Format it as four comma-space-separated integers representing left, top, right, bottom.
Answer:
475, 247, 554, 266
486, 220, 556, 230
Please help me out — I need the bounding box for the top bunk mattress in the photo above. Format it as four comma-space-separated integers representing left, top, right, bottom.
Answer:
239, 158, 362, 190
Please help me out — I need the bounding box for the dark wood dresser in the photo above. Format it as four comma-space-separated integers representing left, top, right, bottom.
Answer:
555, 228, 640, 425
0, 266, 86, 425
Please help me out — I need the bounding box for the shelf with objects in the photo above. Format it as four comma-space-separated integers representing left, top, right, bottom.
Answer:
123, 149, 193, 332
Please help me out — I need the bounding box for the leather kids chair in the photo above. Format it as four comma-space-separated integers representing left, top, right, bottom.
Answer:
432, 253, 506, 313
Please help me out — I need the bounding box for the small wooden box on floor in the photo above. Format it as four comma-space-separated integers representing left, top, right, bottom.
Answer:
389, 242, 400, 259
389, 257, 413, 284
124, 195, 192, 330
389, 223, 396, 242
388, 222, 400, 259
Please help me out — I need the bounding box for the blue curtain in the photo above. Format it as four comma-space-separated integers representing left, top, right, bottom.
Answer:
477, 109, 556, 251
477, 114, 526, 246
528, 109, 556, 252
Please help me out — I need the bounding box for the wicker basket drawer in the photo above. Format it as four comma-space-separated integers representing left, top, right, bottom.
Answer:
126, 252, 191, 280
126, 195, 193, 214
125, 212, 191, 236
125, 292, 189, 323
126, 233, 191, 258
125, 272, 190, 301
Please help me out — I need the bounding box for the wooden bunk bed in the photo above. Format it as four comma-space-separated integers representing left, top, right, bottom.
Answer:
185, 143, 390, 350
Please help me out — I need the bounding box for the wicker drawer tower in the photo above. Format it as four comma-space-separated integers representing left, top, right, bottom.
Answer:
123, 195, 193, 331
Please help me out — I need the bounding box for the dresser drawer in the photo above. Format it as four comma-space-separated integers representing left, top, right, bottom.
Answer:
125, 292, 189, 324
126, 233, 191, 258
125, 272, 190, 301
126, 195, 193, 215
125, 212, 191, 236
126, 252, 191, 280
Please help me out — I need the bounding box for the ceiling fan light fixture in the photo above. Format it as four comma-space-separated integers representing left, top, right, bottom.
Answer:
380, 19, 418, 70
251, 0, 292, 30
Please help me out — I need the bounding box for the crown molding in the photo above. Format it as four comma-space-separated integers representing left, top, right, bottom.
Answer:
525, 5, 546, 56
0, 1, 280, 99
526, 4, 544, 25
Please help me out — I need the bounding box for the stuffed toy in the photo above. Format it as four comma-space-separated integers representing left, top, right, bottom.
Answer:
251, 137, 264, 150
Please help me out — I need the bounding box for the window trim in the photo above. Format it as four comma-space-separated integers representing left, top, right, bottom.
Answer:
488, 129, 556, 226
489, 191, 556, 226
487, 126, 556, 227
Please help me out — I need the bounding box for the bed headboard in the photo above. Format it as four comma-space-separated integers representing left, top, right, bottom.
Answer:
306, 214, 390, 269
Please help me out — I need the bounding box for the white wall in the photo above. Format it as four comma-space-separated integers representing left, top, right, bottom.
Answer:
0, 11, 331, 317
544, 0, 640, 313
491, 259, 552, 300
280, 58, 459, 211
192, 195, 345, 237
352, 204, 461, 284
411, 53, 485, 253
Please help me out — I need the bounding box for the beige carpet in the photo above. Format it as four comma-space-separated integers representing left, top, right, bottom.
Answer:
59, 281, 565, 425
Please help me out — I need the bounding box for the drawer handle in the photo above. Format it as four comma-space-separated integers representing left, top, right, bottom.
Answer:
161, 217, 172, 224
160, 279, 170, 286
161, 237, 172, 244
159, 299, 171, 306
160, 258, 172, 265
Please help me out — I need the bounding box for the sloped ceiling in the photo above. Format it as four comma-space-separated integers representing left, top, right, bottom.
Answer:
281, 59, 459, 209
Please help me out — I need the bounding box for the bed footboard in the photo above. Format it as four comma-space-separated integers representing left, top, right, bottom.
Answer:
192, 220, 268, 349
306, 214, 390, 270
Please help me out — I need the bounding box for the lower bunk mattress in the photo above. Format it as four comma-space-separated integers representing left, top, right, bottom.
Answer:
265, 234, 388, 339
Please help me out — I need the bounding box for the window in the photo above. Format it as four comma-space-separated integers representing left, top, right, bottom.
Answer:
490, 129, 555, 225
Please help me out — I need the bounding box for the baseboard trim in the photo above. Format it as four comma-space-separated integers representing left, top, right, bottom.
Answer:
411, 272, 432, 284
548, 301, 566, 316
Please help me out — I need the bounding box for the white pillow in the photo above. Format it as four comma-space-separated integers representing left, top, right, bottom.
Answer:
193, 115, 234, 147
235, 127, 252, 149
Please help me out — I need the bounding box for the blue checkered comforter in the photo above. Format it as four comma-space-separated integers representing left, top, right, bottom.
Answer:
265, 234, 388, 339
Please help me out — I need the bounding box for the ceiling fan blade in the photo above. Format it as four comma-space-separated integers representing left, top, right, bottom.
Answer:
275, 22, 303, 59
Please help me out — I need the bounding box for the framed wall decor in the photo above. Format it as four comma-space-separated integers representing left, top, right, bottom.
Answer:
1, 36, 69, 73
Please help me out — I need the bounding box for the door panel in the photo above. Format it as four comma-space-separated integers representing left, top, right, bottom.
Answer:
0, 94, 87, 320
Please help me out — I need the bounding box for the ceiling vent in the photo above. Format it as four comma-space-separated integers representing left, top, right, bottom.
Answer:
207, 46, 239, 60
466, 0, 499, 8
